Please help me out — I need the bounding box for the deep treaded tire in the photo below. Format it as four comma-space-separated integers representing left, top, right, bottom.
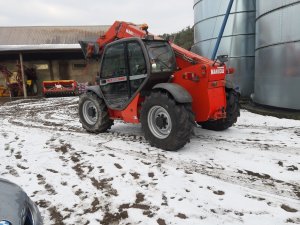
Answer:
79, 92, 113, 133
141, 91, 194, 151
201, 89, 240, 131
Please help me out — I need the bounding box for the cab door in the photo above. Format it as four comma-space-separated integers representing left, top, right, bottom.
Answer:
100, 42, 129, 109
127, 41, 147, 95
99, 40, 147, 109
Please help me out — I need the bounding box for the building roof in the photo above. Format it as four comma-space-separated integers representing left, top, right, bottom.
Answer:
0, 25, 109, 52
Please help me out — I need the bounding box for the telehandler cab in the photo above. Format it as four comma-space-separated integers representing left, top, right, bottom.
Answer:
78, 21, 239, 150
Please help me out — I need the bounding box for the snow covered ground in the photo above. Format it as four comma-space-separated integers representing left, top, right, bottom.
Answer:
0, 97, 299, 225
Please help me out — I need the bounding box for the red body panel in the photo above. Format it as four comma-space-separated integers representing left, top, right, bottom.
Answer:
96, 22, 146, 55
172, 64, 226, 122
108, 94, 142, 124
91, 21, 228, 123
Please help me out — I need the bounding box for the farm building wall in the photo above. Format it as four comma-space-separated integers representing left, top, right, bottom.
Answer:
0, 59, 99, 95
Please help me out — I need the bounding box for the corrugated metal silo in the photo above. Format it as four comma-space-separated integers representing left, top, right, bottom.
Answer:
254, 0, 300, 110
192, 0, 256, 97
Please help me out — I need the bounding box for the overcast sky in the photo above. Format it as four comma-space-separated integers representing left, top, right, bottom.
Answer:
0, 0, 194, 34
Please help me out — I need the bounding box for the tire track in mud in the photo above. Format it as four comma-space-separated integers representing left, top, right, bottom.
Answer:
194, 133, 300, 155
44, 134, 130, 225
4, 108, 298, 158
2, 98, 299, 203
2, 97, 297, 147
44, 133, 190, 225
3, 100, 299, 202
97, 142, 300, 201
235, 124, 297, 132
2, 98, 81, 133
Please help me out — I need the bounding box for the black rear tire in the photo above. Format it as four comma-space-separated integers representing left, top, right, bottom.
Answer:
141, 91, 194, 151
79, 92, 113, 133
201, 89, 240, 131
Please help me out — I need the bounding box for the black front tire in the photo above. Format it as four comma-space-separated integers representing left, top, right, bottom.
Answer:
201, 89, 240, 131
141, 91, 194, 151
79, 92, 113, 133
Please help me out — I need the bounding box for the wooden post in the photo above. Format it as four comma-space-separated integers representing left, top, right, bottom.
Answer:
19, 53, 27, 98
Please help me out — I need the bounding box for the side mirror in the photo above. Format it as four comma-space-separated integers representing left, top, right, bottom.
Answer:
217, 55, 228, 63
212, 55, 228, 66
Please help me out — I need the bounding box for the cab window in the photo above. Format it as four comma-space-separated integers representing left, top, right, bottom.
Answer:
128, 42, 147, 75
145, 41, 176, 73
128, 42, 147, 94
101, 43, 126, 79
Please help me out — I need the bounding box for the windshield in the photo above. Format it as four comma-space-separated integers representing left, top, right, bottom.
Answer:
144, 41, 176, 73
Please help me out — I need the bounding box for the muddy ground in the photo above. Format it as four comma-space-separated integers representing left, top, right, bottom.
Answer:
0, 97, 299, 225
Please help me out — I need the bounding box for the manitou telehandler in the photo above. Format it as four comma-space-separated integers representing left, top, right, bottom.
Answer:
78, 21, 239, 151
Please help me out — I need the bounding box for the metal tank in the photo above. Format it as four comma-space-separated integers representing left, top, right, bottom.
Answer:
192, 0, 256, 98
254, 0, 300, 110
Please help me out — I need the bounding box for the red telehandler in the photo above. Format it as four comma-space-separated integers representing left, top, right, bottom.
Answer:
78, 21, 240, 151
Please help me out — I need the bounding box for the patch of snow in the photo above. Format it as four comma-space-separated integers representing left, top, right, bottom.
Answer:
0, 97, 299, 225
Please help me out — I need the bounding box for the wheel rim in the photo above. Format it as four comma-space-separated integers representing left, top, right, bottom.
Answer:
82, 100, 98, 125
147, 106, 172, 139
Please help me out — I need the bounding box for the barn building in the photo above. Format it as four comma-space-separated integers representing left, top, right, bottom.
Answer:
0, 25, 109, 95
